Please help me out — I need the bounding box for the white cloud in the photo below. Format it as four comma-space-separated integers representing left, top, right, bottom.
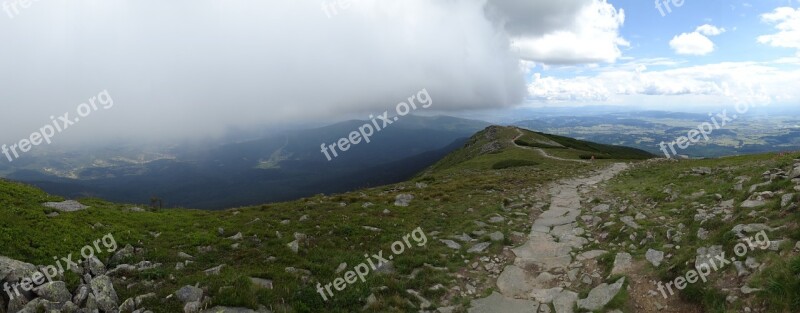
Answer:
758, 7, 800, 53
489, 0, 629, 64
526, 60, 800, 108
670, 24, 725, 56
696, 24, 726, 36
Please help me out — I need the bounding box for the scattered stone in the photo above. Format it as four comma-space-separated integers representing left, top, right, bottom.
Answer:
90, 275, 119, 312
34, 281, 72, 303
697, 228, 709, 240
553, 291, 578, 313
440, 240, 462, 250
468, 292, 539, 313
577, 278, 625, 311
42, 200, 89, 212
591, 204, 610, 213
635, 213, 647, 220
336, 263, 347, 274
782, 194, 795, 207
489, 215, 506, 223
249, 277, 273, 289
619, 216, 640, 229
611, 252, 632, 275
489, 231, 505, 242
204, 264, 225, 275
394, 194, 414, 207
646, 249, 664, 268
468, 242, 491, 254
176, 285, 203, 304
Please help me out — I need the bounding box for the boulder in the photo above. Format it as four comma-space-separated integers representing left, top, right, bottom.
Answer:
577, 278, 625, 311
89, 275, 119, 313
34, 281, 72, 303
175, 285, 203, 304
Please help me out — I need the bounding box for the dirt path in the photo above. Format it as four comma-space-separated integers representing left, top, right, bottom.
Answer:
512, 129, 590, 164
469, 163, 628, 313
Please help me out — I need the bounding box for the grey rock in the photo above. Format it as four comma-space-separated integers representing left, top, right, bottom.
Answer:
89, 275, 119, 313
119, 297, 136, 313
204, 264, 225, 275
440, 240, 462, 250
553, 291, 578, 313
489, 215, 506, 223
697, 228, 709, 240
646, 249, 664, 268
178, 252, 194, 260
782, 193, 795, 207
34, 281, 72, 303
577, 278, 625, 311
468, 292, 539, 313
73, 285, 89, 306
696, 246, 724, 270
84, 256, 107, 276
591, 204, 610, 213
394, 194, 414, 207
619, 216, 640, 229
42, 200, 89, 212
176, 285, 203, 304
0, 255, 38, 283
287, 240, 300, 253
250, 277, 273, 289
489, 231, 505, 242
227, 232, 243, 240
468, 242, 491, 254
200, 307, 258, 313
184, 301, 202, 313
611, 253, 632, 274
109, 244, 135, 266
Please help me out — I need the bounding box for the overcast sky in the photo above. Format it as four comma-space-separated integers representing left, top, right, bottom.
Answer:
1, 0, 799, 144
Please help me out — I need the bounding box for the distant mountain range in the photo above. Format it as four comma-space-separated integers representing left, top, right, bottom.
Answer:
3, 115, 489, 209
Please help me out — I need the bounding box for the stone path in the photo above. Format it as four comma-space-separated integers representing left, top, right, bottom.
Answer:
469, 163, 629, 313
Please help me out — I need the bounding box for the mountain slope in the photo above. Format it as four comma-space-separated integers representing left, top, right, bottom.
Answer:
1, 126, 796, 313
6, 115, 489, 209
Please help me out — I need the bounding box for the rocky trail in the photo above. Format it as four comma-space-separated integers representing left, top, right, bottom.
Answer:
468, 162, 698, 313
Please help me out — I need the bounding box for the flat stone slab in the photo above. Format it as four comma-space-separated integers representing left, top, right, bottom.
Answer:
611, 253, 632, 275
469, 292, 540, 313
43, 200, 88, 212
577, 278, 625, 311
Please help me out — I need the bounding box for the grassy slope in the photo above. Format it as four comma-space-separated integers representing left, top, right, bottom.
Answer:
1, 126, 615, 313
603, 152, 800, 312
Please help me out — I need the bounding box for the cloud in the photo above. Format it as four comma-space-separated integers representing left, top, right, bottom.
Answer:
758, 7, 800, 54
488, 0, 629, 64
0, 0, 532, 144
670, 25, 725, 55
696, 24, 726, 36
525, 60, 800, 108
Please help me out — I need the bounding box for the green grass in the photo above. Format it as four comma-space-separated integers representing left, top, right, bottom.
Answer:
604, 151, 800, 313
491, 159, 539, 170
0, 126, 606, 312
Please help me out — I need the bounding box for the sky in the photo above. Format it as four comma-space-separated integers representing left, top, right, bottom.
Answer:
0, 0, 798, 144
